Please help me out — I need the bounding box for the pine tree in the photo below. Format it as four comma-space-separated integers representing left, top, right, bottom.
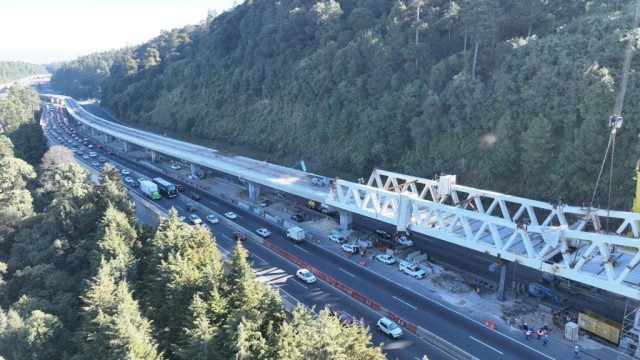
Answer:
75, 262, 161, 360
91, 206, 139, 280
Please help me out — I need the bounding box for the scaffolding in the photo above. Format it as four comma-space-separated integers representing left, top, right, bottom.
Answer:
619, 302, 640, 358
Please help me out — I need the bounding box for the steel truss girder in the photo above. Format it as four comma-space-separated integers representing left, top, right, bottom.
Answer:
327, 169, 640, 300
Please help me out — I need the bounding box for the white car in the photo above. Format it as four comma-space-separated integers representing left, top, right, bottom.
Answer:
170, 164, 181, 170
121, 169, 130, 175
206, 215, 219, 224
296, 269, 316, 284
224, 212, 238, 219
200, 223, 211, 232
189, 214, 202, 224
397, 236, 414, 247
341, 244, 359, 254
329, 234, 346, 243
256, 228, 271, 237
89, 151, 97, 158
377, 317, 403, 338
376, 254, 396, 265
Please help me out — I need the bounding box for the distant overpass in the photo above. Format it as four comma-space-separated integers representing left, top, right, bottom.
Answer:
46, 94, 640, 301
0, 74, 51, 92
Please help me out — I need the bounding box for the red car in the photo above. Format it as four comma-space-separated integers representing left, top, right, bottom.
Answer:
329, 307, 354, 326
175, 184, 185, 192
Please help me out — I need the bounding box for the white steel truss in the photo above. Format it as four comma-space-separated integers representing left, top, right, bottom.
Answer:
326, 169, 640, 300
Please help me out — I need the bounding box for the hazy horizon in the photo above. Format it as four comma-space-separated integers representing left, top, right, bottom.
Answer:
1, 0, 238, 64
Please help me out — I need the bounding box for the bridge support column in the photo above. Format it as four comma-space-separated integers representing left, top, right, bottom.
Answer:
122, 141, 131, 152
339, 210, 353, 230
103, 133, 108, 143
190, 163, 197, 178
151, 151, 157, 163
90, 127, 96, 136
490, 262, 508, 301
247, 181, 261, 200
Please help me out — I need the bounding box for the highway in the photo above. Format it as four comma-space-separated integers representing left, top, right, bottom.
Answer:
42, 103, 625, 359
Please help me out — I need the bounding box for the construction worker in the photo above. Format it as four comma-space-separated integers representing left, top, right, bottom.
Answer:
526, 329, 532, 341
543, 334, 548, 347
537, 328, 544, 340
574, 346, 580, 358
522, 322, 529, 331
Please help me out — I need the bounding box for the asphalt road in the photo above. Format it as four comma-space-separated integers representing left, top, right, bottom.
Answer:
46, 104, 630, 359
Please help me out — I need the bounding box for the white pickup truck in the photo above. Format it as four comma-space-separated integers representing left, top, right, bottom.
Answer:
399, 261, 426, 279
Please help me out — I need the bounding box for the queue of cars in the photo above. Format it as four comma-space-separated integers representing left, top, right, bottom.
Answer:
45, 105, 412, 343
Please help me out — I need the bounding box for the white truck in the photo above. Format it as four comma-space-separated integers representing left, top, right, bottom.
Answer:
399, 260, 426, 279
140, 180, 161, 200
287, 226, 305, 243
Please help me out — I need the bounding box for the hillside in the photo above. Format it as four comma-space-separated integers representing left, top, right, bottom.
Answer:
52, 0, 640, 209
0, 61, 48, 84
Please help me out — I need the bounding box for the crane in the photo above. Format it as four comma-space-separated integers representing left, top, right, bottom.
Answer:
590, 0, 640, 231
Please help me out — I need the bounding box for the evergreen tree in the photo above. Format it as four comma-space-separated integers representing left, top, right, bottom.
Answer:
75, 262, 161, 360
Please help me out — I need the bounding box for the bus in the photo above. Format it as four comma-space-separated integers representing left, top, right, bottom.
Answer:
153, 177, 177, 198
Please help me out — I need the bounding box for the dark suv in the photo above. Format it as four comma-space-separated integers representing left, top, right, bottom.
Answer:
291, 214, 304, 222
233, 232, 247, 241
175, 184, 185, 192
186, 203, 197, 212
374, 229, 392, 239
190, 192, 201, 200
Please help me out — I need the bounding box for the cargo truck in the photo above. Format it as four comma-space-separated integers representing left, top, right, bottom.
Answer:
140, 180, 161, 200
153, 177, 177, 198
287, 226, 305, 243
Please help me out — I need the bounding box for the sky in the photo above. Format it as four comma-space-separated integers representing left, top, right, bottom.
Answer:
0, 0, 238, 64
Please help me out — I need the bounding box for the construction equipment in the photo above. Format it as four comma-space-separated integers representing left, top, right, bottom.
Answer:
292, 160, 307, 172
385, 179, 417, 191
527, 282, 568, 310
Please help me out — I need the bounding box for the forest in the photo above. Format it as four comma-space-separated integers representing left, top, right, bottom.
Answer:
0, 85, 386, 359
49, 0, 640, 210
0, 62, 47, 85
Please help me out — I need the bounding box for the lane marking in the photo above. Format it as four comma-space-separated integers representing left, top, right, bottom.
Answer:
469, 336, 503, 354
295, 246, 309, 253
393, 296, 418, 310
210, 200, 219, 206
294, 280, 308, 289
339, 268, 356, 277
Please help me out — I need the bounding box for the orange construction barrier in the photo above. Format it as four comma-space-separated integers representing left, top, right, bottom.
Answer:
484, 319, 497, 330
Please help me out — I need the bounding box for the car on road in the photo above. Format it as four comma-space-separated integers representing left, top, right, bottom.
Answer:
189, 192, 201, 201
375, 254, 396, 265
89, 151, 97, 158
189, 214, 202, 224
82, 154, 90, 159
330, 307, 354, 326
233, 232, 247, 241
329, 234, 346, 244
206, 214, 219, 224
124, 177, 134, 185
296, 269, 316, 284
377, 317, 403, 338
170, 164, 181, 170
130, 180, 139, 188
186, 203, 197, 212
121, 169, 130, 175
225, 212, 238, 220
256, 228, 271, 237
260, 199, 271, 207
175, 184, 185, 192
396, 236, 414, 247
91, 161, 100, 166
138, 177, 148, 183
98, 156, 106, 162
290, 214, 304, 222
374, 229, 392, 239
341, 244, 359, 254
